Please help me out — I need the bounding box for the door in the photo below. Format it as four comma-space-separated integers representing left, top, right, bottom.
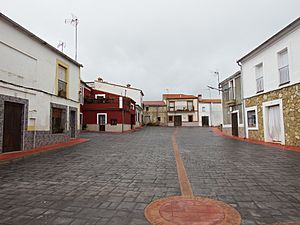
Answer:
98, 114, 106, 131
131, 114, 135, 129
174, 115, 182, 126
70, 111, 76, 138
267, 105, 281, 142
202, 116, 209, 127
231, 112, 239, 137
3, 102, 23, 152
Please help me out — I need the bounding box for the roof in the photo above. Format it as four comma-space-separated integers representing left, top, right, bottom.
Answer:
199, 99, 221, 103
163, 94, 197, 99
94, 80, 144, 96
238, 17, 300, 63
0, 13, 83, 67
143, 101, 166, 106
220, 71, 241, 84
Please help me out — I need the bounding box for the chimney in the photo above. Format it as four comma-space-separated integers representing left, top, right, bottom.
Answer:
198, 94, 202, 101
97, 77, 103, 82
126, 84, 131, 88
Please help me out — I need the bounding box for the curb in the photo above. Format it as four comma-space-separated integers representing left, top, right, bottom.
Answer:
0, 138, 89, 164
212, 128, 300, 153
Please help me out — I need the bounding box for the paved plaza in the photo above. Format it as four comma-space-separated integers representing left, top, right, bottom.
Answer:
0, 127, 299, 225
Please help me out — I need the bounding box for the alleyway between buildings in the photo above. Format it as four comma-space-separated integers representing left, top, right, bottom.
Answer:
0, 127, 299, 225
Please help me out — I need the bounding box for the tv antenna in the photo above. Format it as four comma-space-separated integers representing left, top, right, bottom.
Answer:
57, 41, 66, 53
65, 14, 79, 61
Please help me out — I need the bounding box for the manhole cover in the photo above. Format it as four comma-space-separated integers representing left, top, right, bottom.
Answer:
145, 196, 241, 225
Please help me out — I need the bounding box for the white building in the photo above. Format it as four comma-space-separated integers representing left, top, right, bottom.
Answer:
88, 78, 144, 128
163, 94, 199, 126
0, 13, 82, 153
198, 98, 222, 127
238, 17, 300, 146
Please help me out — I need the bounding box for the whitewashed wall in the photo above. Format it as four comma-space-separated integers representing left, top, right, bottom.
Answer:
199, 102, 222, 126
93, 81, 143, 107
0, 19, 81, 130
242, 27, 300, 98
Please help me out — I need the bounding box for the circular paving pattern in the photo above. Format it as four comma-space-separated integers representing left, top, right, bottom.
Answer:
145, 196, 241, 225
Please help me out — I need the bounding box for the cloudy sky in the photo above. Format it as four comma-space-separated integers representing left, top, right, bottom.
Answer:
2, 0, 300, 100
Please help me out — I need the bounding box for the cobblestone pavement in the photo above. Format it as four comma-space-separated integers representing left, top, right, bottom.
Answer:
176, 127, 300, 225
0, 127, 299, 225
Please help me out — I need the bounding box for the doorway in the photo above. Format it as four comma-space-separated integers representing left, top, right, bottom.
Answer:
202, 116, 209, 127
231, 112, 239, 137
174, 115, 182, 126
97, 114, 106, 132
265, 104, 282, 143
3, 102, 23, 152
70, 111, 76, 138
131, 114, 135, 129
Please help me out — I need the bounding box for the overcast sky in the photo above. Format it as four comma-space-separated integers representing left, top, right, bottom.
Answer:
2, 0, 300, 100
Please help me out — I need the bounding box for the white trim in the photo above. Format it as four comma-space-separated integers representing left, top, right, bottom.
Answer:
262, 99, 285, 145
96, 113, 107, 124
95, 94, 105, 99
245, 106, 258, 131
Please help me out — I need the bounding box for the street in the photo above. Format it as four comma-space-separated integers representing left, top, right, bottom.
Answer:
0, 127, 299, 225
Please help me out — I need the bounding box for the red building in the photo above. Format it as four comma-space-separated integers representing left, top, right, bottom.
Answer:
80, 81, 136, 132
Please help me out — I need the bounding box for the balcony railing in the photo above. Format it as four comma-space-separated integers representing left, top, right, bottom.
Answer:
168, 106, 194, 112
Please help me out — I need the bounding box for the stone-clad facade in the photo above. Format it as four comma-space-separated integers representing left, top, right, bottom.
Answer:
245, 83, 300, 147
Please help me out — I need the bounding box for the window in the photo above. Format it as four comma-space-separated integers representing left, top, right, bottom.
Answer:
229, 80, 235, 99
130, 103, 135, 110
246, 106, 258, 130
169, 101, 175, 111
278, 49, 289, 85
202, 106, 206, 112
188, 115, 193, 122
52, 108, 64, 133
187, 101, 193, 111
95, 94, 105, 99
57, 65, 67, 98
111, 119, 117, 126
255, 63, 264, 92
157, 117, 161, 122
146, 106, 149, 111
169, 116, 173, 122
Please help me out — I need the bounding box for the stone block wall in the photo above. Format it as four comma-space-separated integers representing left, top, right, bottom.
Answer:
245, 83, 300, 147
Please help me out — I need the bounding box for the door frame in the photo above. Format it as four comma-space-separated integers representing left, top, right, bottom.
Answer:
174, 115, 182, 126
262, 99, 285, 145
231, 110, 239, 137
0, 96, 28, 154
97, 113, 107, 131
201, 116, 209, 127
69, 110, 76, 138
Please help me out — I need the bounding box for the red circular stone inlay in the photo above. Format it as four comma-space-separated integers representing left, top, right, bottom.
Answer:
159, 200, 225, 225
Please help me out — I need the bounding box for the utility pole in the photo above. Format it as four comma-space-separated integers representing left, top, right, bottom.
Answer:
65, 14, 79, 61
213, 71, 220, 95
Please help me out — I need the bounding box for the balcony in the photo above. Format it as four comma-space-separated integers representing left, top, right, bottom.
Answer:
223, 87, 236, 106
168, 106, 194, 112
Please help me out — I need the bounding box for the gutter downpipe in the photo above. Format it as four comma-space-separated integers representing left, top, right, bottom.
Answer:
237, 60, 247, 139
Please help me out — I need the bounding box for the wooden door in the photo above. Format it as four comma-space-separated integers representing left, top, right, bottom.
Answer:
98, 115, 106, 131
231, 112, 239, 137
202, 116, 209, 127
3, 102, 23, 152
70, 111, 76, 138
174, 115, 182, 126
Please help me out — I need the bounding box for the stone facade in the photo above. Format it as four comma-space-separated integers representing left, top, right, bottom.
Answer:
222, 127, 245, 138
0, 94, 79, 153
144, 105, 168, 126
0, 95, 28, 153
245, 83, 300, 147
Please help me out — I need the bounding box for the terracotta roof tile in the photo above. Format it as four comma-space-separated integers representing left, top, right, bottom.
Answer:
199, 99, 222, 103
163, 94, 197, 99
144, 101, 166, 106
